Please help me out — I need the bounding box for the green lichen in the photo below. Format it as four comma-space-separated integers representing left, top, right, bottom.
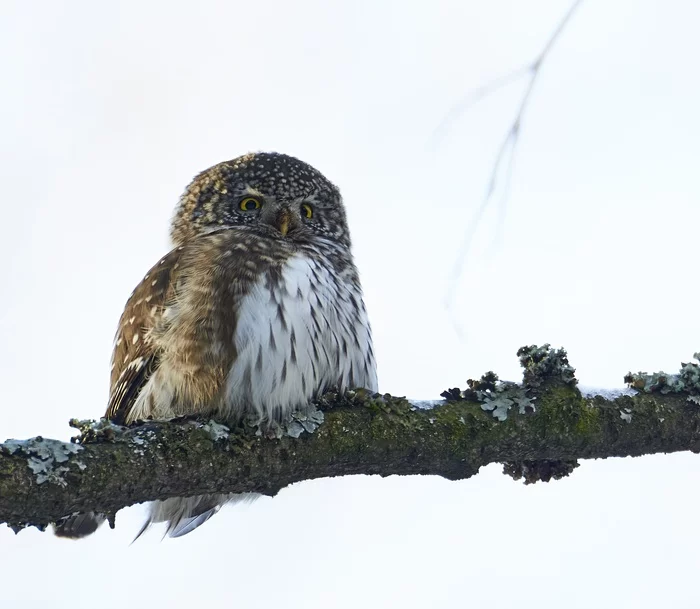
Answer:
517, 344, 577, 388
531, 385, 597, 438
574, 400, 600, 435
363, 393, 414, 417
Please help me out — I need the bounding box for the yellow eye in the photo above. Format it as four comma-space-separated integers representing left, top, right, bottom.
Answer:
301, 203, 313, 219
239, 197, 262, 211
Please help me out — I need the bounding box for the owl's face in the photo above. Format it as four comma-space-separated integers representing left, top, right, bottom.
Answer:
171, 152, 350, 248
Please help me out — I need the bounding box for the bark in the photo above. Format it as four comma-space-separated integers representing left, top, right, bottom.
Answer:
2, 377, 699, 533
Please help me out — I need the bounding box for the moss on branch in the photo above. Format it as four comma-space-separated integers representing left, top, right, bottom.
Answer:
1, 345, 699, 534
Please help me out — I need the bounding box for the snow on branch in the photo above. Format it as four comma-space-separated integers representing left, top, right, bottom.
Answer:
1, 345, 700, 534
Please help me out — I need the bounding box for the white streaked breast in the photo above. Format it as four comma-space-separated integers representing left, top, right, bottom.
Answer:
224, 253, 377, 421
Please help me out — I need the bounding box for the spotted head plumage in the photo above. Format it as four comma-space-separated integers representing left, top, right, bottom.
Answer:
54, 151, 377, 540
170, 152, 351, 248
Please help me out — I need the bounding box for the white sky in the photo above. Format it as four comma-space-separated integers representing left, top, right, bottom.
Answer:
2, 1, 699, 607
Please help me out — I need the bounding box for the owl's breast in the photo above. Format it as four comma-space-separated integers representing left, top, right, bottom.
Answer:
223, 252, 377, 422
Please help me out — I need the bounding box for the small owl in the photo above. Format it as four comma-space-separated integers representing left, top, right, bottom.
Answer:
54, 152, 378, 539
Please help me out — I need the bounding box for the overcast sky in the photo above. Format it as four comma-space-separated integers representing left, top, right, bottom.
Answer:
2, 1, 699, 607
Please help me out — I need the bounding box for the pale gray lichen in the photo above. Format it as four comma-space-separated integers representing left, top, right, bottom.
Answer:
625, 353, 700, 405
201, 420, 230, 442
620, 409, 632, 423
481, 396, 512, 421
249, 406, 325, 439
287, 408, 325, 436
69, 417, 128, 443
130, 428, 158, 456
2, 437, 84, 486
442, 372, 536, 421
481, 384, 536, 422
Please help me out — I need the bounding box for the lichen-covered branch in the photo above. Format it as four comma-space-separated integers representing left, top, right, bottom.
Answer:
2, 345, 699, 534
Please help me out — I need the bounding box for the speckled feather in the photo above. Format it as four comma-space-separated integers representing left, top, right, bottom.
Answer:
107, 247, 184, 424
54, 152, 377, 540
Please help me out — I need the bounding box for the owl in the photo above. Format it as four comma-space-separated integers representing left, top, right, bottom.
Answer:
54, 152, 378, 539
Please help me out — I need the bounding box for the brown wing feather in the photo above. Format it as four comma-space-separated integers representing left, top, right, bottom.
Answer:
106, 247, 184, 423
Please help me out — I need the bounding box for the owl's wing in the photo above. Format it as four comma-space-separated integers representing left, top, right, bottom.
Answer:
106, 247, 184, 424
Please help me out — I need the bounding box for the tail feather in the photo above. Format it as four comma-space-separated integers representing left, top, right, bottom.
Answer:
167, 506, 220, 538
53, 512, 106, 539
54, 494, 262, 541
134, 493, 261, 541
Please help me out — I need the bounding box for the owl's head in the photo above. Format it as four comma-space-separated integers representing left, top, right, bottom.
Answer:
170, 152, 350, 248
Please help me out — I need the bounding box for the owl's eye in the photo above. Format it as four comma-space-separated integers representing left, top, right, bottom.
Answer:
239, 197, 262, 211
301, 203, 313, 219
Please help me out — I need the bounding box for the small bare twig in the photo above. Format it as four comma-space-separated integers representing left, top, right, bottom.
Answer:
435, 1, 584, 328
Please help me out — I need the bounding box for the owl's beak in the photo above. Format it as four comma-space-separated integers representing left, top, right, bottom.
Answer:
262, 207, 295, 237
277, 210, 290, 237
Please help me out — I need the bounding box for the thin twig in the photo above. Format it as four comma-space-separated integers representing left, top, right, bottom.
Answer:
429, 64, 532, 149
438, 1, 584, 329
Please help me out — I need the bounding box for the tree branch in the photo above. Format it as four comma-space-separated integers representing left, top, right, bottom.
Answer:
2, 345, 699, 534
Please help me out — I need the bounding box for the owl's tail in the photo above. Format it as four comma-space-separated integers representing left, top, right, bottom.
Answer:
135, 492, 261, 540
53, 512, 106, 539
52, 494, 259, 539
